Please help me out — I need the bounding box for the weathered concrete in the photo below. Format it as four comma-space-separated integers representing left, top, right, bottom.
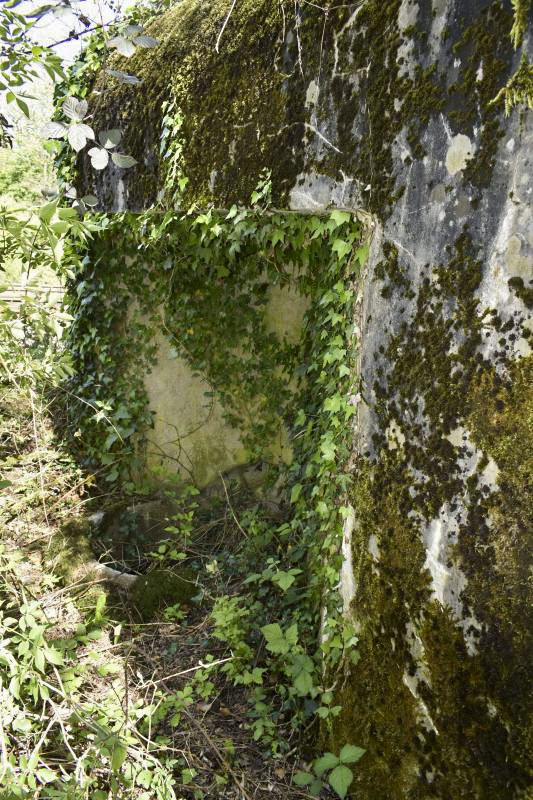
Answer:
83, 0, 532, 796
144, 285, 307, 487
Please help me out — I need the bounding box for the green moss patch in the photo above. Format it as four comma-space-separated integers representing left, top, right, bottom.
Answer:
130, 567, 198, 622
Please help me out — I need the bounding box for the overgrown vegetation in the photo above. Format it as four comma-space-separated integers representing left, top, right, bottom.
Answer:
2, 145, 370, 796
0, 265, 367, 797
1, 0, 531, 796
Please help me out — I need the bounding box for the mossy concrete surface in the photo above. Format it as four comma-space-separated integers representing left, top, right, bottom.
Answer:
84, 0, 533, 795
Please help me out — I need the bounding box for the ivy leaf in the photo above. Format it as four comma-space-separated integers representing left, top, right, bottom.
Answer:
339, 744, 366, 764
356, 244, 369, 268
328, 765, 353, 798
324, 394, 341, 412
0, 480, 12, 490
111, 153, 137, 168
290, 483, 302, 503
295, 409, 306, 426
320, 439, 336, 461
329, 210, 351, 228
88, 147, 110, 170
270, 228, 285, 247
332, 239, 352, 261
314, 752, 339, 776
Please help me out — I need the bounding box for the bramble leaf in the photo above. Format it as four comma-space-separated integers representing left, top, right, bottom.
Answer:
329, 765, 353, 798
339, 744, 366, 764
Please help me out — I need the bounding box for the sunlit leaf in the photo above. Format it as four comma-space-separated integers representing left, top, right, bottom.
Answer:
111, 152, 137, 168
293, 771, 313, 787
107, 36, 136, 57
88, 147, 110, 170
123, 24, 143, 36
339, 744, 366, 764
45, 121, 67, 138
332, 239, 352, 261
68, 123, 94, 152
328, 765, 353, 799
63, 96, 87, 122
134, 34, 158, 48
314, 752, 339, 776
98, 128, 121, 148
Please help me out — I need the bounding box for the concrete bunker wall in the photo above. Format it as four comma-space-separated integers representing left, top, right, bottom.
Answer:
74, 0, 533, 796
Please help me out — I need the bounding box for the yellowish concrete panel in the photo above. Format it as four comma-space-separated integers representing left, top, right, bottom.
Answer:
144, 283, 309, 488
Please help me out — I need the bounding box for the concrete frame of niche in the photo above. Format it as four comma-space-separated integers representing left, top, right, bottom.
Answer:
131, 205, 374, 500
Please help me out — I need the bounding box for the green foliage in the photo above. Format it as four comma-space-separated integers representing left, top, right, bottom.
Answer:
0, 543, 177, 799
0, 141, 52, 207
490, 52, 533, 115
510, 0, 531, 48
0, 197, 98, 394
159, 93, 188, 207
490, 0, 533, 115
0, 4, 64, 118
60, 174, 369, 771
294, 744, 366, 798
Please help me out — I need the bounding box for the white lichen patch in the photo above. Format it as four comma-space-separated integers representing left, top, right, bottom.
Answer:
398, 0, 419, 31
430, 0, 447, 42
505, 234, 533, 278
305, 80, 319, 107
402, 667, 438, 734
340, 505, 357, 617
446, 425, 467, 448
445, 134, 474, 176
368, 533, 380, 561
423, 508, 464, 610
514, 336, 532, 358
480, 457, 499, 489
422, 422, 500, 654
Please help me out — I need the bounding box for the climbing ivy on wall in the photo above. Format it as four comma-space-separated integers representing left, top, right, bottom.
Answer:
63, 191, 367, 487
